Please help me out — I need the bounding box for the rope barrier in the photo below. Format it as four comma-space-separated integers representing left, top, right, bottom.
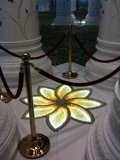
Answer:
32, 64, 120, 87
0, 45, 21, 58
73, 32, 120, 63
31, 32, 67, 60
0, 66, 24, 99
0, 29, 120, 63
0, 25, 119, 101
0, 32, 67, 60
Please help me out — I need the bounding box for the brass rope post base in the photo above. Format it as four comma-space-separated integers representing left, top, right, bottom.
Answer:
0, 92, 12, 103
19, 53, 50, 159
62, 24, 78, 79
62, 71, 78, 79
0, 84, 12, 103
18, 134, 50, 159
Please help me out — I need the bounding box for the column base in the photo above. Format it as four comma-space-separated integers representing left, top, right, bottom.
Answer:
0, 38, 53, 89
0, 102, 20, 160
85, 15, 100, 26
85, 59, 119, 91
83, 81, 120, 160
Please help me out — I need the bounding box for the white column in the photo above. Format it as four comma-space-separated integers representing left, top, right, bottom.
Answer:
85, 0, 101, 25
0, 0, 52, 88
0, 102, 20, 159
52, 0, 76, 26
71, 0, 76, 11
37, 0, 50, 11
84, 81, 120, 160
85, 0, 120, 91
71, 0, 77, 20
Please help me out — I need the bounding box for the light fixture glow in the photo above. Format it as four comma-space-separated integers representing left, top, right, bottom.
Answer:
20, 84, 105, 132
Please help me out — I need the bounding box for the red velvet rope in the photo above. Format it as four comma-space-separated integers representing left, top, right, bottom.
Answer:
38, 66, 120, 87
73, 33, 120, 63
0, 32, 67, 60
31, 32, 67, 60
0, 45, 21, 58
0, 30, 120, 63
0, 66, 24, 99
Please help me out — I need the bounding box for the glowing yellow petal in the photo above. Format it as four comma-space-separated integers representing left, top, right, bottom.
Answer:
22, 104, 57, 119
67, 104, 94, 123
65, 89, 92, 100
20, 97, 28, 104
21, 85, 105, 131
46, 106, 70, 131
68, 98, 104, 109
56, 85, 73, 99
20, 96, 55, 106
33, 96, 55, 105
38, 87, 57, 101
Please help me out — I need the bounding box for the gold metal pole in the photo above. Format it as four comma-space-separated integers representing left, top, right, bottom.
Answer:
0, 84, 12, 103
22, 53, 36, 138
62, 24, 78, 79
68, 24, 72, 76
18, 53, 50, 159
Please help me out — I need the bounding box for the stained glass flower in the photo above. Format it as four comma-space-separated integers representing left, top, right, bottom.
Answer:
20, 84, 105, 132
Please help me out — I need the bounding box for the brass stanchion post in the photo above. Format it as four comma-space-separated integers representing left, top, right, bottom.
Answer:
0, 92, 12, 103
0, 84, 12, 103
62, 24, 78, 79
18, 53, 50, 159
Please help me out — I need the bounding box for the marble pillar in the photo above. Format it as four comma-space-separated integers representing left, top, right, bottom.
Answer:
85, 0, 101, 25
52, 0, 76, 26
71, 0, 76, 11
37, 0, 50, 11
71, 0, 77, 20
85, 0, 120, 91
0, 0, 52, 88
0, 101, 20, 160
84, 80, 120, 160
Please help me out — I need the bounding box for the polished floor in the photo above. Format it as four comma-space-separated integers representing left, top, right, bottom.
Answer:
6, 10, 115, 160
9, 62, 113, 160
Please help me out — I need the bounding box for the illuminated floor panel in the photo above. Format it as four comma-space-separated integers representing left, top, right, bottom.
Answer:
9, 63, 113, 160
